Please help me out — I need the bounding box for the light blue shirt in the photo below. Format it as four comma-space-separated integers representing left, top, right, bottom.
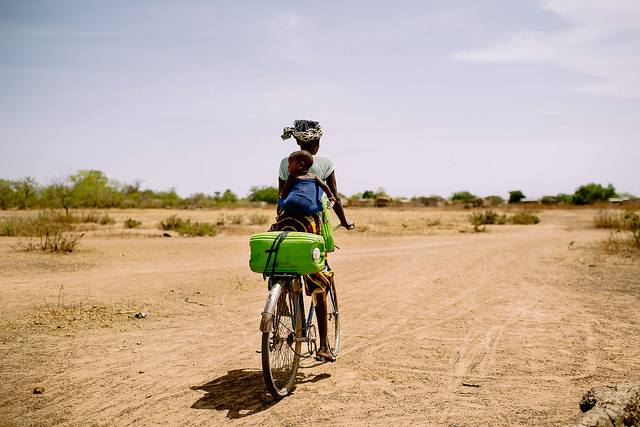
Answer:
279, 155, 336, 182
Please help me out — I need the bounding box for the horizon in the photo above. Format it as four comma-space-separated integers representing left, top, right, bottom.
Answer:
0, 168, 633, 202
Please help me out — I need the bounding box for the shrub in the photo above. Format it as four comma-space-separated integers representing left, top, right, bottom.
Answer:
181, 221, 216, 237
249, 213, 269, 225
510, 212, 540, 224
0, 218, 28, 236
160, 215, 184, 231
158, 215, 216, 237
621, 209, 640, 249
1, 213, 84, 252
227, 214, 245, 225
18, 228, 84, 252
469, 211, 507, 231
124, 218, 142, 229
421, 216, 441, 227
594, 210, 623, 229
469, 210, 539, 231
82, 212, 115, 225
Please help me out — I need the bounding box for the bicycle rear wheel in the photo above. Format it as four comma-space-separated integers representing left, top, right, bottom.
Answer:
326, 282, 340, 357
261, 282, 302, 399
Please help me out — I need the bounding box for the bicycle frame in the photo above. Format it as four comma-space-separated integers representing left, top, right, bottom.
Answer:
259, 223, 349, 398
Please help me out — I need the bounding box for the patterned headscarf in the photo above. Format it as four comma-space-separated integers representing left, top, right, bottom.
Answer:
281, 119, 323, 142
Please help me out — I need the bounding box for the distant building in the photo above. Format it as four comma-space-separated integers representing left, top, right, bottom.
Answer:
520, 198, 541, 204
375, 196, 393, 207
418, 197, 445, 208
349, 198, 375, 207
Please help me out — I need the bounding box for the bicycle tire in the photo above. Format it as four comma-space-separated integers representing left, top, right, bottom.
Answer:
326, 282, 340, 357
261, 281, 302, 399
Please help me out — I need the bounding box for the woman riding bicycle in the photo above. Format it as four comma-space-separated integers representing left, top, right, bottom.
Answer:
269, 119, 354, 362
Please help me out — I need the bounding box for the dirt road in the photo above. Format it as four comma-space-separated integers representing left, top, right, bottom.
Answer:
1, 208, 639, 426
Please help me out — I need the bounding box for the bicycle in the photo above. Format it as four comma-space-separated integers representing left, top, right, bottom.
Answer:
256, 224, 350, 399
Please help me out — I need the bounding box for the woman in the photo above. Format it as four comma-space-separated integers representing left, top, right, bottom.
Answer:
270, 119, 354, 362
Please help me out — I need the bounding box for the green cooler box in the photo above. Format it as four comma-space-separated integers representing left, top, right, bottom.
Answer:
249, 231, 326, 275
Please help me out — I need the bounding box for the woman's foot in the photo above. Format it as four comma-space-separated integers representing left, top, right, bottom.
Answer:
316, 347, 335, 362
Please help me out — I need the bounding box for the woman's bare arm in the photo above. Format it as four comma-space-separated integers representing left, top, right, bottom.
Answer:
325, 171, 353, 228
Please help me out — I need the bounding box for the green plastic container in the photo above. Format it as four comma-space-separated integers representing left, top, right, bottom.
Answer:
249, 231, 326, 275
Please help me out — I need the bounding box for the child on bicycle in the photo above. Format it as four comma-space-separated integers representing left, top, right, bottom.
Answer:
278, 150, 336, 216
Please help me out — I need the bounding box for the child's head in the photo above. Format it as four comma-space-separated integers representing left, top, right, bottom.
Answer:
288, 150, 314, 173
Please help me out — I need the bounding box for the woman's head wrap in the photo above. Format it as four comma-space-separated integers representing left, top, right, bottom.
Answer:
281, 119, 323, 142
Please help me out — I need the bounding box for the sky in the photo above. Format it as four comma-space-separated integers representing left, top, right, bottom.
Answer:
1, 0, 639, 200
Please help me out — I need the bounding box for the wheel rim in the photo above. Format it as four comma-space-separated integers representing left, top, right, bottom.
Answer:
326, 285, 340, 356
262, 286, 301, 398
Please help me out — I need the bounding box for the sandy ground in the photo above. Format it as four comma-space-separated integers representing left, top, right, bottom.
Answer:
1, 207, 639, 426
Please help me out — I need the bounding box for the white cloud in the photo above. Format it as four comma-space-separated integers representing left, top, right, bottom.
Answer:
452, 0, 640, 98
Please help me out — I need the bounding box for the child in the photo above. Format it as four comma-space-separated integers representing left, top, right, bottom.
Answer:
278, 150, 336, 216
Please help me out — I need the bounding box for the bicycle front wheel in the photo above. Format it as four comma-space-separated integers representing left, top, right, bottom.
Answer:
261, 282, 302, 399
326, 282, 340, 357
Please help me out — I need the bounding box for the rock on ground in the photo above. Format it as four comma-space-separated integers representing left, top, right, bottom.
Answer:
569, 383, 640, 427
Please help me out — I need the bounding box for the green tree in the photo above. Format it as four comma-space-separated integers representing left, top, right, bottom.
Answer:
508, 190, 525, 204
0, 179, 16, 209
248, 186, 279, 204
71, 170, 110, 208
48, 176, 77, 216
220, 189, 238, 203
14, 177, 39, 209
451, 191, 477, 203
572, 183, 617, 205
157, 188, 179, 207
362, 190, 376, 199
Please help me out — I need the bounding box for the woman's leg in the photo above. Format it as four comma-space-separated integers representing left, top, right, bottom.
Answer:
314, 293, 334, 361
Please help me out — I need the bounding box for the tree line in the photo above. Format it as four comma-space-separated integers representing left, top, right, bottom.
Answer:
347, 184, 629, 206
0, 170, 239, 212
0, 170, 632, 211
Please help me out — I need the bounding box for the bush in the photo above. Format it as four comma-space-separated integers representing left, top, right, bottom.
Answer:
18, 228, 84, 252
0, 218, 28, 236
469, 210, 539, 231
0, 213, 84, 252
249, 213, 269, 225
469, 211, 507, 231
124, 218, 142, 229
510, 212, 540, 224
620, 209, 640, 249
227, 214, 245, 225
159, 215, 216, 237
181, 221, 216, 237
81, 212, 115, 225
594, 210, 623, 229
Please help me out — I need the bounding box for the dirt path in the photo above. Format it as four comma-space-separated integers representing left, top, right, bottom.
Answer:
1, 209, 639, 426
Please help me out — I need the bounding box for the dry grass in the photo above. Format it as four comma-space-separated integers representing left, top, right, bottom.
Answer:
596, 209, 640, 254
594, 210, 623, 229
25, 285, 142, 331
